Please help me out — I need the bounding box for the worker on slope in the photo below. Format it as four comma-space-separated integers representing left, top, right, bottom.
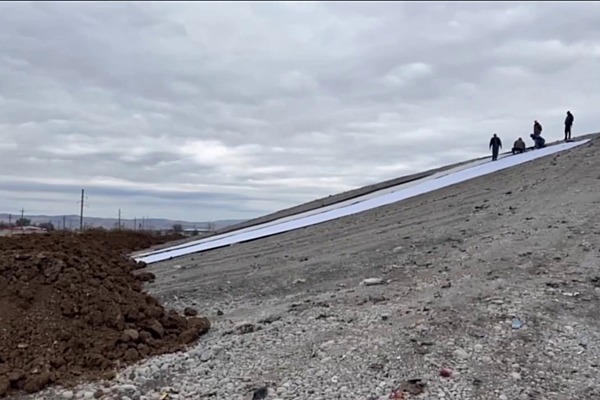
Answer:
565, 111, 574, 141
531, 120, 546, 149
533, 120, 543, 136
489, 133, 502, 161
530, 133, 546, 149
512, 137, 526, 154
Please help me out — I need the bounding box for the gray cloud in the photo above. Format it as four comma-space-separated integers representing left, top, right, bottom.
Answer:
1, 1, 600, 221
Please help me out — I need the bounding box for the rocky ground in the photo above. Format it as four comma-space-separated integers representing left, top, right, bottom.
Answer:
15, 135, 600, 400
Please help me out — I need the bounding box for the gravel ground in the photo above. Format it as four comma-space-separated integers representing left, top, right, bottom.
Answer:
18, 135, 600, 400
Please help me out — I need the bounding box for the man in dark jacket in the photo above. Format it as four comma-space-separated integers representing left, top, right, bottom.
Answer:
564, 111, 574, 141
489, 133, 502, 161
533, 120, 542, 136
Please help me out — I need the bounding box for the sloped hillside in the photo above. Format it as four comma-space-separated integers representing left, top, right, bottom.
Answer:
23, 134, 600, 400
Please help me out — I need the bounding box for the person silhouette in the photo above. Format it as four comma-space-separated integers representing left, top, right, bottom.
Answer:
564, 111, 574, 141
489, 134, 502, 161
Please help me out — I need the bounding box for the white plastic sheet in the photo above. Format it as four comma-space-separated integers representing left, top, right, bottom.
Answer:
136, 139, 588, 264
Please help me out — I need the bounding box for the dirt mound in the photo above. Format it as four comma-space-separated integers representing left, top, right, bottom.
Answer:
0, 232, 210, 397
80, 229, 185, 253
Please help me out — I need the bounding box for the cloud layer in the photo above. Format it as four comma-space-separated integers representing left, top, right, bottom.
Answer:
1, 1, 599, 221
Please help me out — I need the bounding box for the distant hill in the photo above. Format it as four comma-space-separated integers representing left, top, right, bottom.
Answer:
0, 213, 244, 231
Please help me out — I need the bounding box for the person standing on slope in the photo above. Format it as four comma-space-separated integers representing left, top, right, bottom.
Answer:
564, 111, 574, 141
531, 120, 545, 149
489, 133, 502, 161
533, 120, 543, 137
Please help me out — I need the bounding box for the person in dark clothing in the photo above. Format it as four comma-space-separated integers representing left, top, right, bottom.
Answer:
530, 120, 545, 149
530, 133, 546, 149
489, 133, 502, 161
565, 111, 574, 141
533, 120, 543, 136
512, 137, 526, 154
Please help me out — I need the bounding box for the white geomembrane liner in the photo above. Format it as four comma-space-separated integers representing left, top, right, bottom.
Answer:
136, 139, 588, 264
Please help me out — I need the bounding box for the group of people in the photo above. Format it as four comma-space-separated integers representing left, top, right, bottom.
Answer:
488, 110, 575, 161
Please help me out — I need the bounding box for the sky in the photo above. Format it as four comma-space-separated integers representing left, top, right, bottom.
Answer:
1, 1, 599, 222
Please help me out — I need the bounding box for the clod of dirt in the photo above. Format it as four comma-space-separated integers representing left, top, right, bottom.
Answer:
184, 307, 198, 317
0, 231, 209, 397
135, 272, 156, 282
397, 378, 427, 395
252, 386, 268, 400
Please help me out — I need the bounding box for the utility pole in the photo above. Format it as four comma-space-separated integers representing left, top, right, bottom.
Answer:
133, 217, 137, 231
63, 215, 66, 231
118, 209, 121, 230
20, 208, 25, 231
8, 214, 11, 226
79, 189, 84, 232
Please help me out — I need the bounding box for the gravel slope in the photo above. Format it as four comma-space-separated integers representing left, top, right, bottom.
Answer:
21, 134, 600, 400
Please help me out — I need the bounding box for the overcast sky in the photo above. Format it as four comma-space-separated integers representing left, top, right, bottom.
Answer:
1, 1, 599, 222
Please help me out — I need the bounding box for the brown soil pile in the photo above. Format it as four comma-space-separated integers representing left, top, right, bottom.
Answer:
0, 232, 210, 397
80, 229, 185, 253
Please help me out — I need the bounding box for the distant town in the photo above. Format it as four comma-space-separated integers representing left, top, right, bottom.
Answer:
0, 212, 244, 237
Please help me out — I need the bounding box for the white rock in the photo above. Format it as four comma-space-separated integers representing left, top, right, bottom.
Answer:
116, 384, 138, 393
363, 278, 385, 286
453, 348, 469, 359
61, 391, 74, 399
511, 372, 522, 380
200, 350, 214, 362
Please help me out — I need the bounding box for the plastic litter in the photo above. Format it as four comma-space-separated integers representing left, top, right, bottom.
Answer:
511, 318, 523, 329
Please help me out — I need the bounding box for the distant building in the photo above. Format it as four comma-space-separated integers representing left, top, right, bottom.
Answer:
0, 226, 48, 236
182, 227, 213, 237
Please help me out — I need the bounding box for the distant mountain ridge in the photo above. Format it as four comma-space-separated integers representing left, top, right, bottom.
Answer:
0, 213, 244, 231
